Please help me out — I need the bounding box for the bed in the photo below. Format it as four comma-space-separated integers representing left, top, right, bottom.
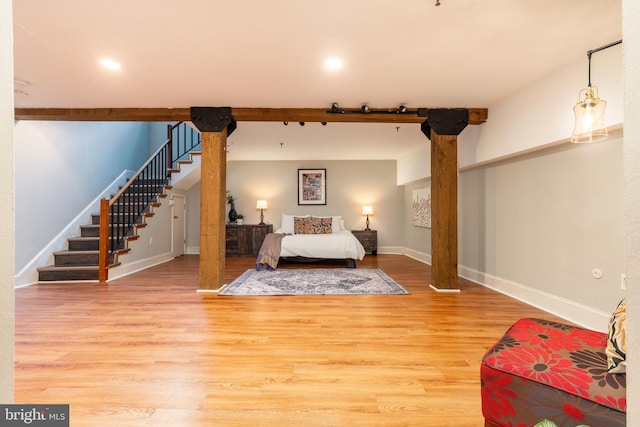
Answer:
256, 214, 366, 270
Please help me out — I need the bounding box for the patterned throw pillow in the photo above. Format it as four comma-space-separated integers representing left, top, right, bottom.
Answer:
310, 216, 332, 234
293, 216, 332, 234
606, 298, 627, 373
293, 216, 311, 234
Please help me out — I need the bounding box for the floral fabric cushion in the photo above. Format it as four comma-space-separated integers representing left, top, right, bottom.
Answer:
293, 216, 332, 234
293, 216, 311, 234
481, 318, 626, 427
606, 299, 627, 373
310, 217, 332, 234
281, 214, 309, 234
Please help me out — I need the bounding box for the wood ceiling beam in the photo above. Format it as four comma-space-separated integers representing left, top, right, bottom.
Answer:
14, 107, 488, 125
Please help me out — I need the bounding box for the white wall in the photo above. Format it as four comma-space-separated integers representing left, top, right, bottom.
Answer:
108, 196, 175, 281
0, 0, 14, 403
474, 46, 623, 164
623, 0, 639, 423
396, 125, 481, 186
13, 121, 151, 272
149, 122, 175, 154
458, 137, 625, 330
184, 160, 404, 254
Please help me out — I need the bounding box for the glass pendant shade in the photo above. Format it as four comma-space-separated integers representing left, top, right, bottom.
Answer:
571, 86, 608, 143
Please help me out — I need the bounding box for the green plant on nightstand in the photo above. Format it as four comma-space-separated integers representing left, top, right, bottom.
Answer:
226, 191, 238, 223
226, 191, 235, 205
236, 214, 244, 225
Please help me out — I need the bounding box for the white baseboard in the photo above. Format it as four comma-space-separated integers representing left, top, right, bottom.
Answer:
392, 248, 609, 332
429, 284, 461, 293
376, 246, 404, 255
186, 246, 200, 255
401, 248, 432, 265
107, 252, 176, 282
458, 265, 610, 332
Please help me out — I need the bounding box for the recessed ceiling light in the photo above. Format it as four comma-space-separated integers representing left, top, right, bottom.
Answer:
99, 58, 121, 71
324, 58, 343, 70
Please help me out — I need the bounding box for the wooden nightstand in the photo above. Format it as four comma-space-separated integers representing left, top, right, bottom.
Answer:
226, 224, 273, 256
351, 229, 377, 255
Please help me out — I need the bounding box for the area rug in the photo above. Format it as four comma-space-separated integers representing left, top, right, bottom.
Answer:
219, 268, 410, 296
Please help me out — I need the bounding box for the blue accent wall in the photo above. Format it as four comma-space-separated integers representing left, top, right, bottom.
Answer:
14, 121, 151, 272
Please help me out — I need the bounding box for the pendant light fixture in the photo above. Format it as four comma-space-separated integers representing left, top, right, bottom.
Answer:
571, 39, 622, 143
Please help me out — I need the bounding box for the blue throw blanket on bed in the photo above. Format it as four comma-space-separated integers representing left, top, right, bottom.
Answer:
256, 233, 286, 270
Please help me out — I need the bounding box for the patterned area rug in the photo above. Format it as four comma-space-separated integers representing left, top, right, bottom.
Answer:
219, 268, 410, 296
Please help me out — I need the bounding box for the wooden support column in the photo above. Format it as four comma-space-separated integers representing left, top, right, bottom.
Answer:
421, 109, 468, 292
198, 130, 227, 290
190, 107, 236, 291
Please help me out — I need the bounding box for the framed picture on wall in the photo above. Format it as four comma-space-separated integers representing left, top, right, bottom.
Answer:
298, 168, 326, 205
412, 187, 431, 228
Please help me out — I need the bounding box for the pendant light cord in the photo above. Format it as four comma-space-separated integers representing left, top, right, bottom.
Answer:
587, 39, 622, 87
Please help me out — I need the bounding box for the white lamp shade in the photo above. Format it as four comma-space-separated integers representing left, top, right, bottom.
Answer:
256, 200, 268, 210
362, 205, 373, 215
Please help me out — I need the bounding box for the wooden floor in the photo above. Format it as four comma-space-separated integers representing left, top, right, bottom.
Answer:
14, 255, 567, 427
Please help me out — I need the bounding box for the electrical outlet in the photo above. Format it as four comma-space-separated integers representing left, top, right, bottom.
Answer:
621, 273, 627, 290
149, 237, 153, 246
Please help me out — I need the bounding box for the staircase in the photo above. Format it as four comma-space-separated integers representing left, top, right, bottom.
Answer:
37, 122, 201, 282
37, 188, 160, 281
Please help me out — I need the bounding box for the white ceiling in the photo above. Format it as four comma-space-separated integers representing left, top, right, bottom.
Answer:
12, 0, 622, 160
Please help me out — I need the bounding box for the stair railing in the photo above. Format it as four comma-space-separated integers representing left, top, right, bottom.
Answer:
167, 121, 202, 170
98, 121, 201, 283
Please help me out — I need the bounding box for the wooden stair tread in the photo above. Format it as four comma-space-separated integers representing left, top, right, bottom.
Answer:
38, 262, 120, 272
54, 250, 99, 255
53, 248, 130, 255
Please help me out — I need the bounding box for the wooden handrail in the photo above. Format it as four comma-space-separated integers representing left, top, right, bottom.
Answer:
98, 199, 109, 283
167, 124, 173, 173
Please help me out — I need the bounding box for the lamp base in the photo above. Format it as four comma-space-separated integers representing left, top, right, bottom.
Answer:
259, 209, 265, 225
365, 215, 370, 231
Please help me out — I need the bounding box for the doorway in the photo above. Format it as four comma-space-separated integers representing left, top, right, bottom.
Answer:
171, 194, 186, 257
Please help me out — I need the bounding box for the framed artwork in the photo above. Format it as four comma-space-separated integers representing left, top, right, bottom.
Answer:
412, 187, 431, 228
298, 168, 326, 205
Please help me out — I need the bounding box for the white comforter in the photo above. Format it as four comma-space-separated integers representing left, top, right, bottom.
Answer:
275, 229, 366, 260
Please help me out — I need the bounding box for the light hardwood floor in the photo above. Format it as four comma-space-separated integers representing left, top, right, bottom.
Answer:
15, 255, 567, 426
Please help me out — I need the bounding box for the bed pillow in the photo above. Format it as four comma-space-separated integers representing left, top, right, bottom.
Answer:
310, 216, 333, 234
293, 216, 311, 234
315, 215, 343, 233
606, 298, 627, 373
281, 214, 309, 234
294, 216, 333, 234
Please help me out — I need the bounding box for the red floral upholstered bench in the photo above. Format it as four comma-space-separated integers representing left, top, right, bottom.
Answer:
481, 313, 627, 427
